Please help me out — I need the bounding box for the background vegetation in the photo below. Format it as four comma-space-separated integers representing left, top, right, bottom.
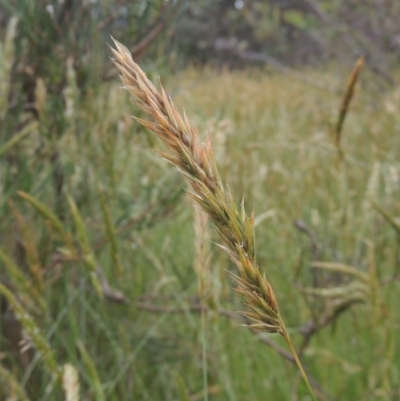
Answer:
1, 1, 400, 400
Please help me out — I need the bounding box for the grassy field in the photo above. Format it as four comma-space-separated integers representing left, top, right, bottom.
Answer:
1, 52, 400, 401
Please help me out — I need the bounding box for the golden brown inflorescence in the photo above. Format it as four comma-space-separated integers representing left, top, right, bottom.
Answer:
110, 38, 281, 334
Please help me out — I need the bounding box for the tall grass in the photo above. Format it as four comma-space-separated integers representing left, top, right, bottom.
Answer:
1, 33, 400, 400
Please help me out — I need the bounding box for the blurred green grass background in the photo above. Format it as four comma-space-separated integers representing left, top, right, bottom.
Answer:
1, 2, 400, 400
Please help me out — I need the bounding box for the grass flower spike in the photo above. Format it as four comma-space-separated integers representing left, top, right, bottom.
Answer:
110, 38, 280, 333
110, 38, 316, 400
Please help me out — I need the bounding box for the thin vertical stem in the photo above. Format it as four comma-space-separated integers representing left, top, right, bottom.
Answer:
279, 316, 317, 401
200, 308, 209, 401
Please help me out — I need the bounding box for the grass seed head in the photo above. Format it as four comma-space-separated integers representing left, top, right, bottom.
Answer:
111, 38, 282, 334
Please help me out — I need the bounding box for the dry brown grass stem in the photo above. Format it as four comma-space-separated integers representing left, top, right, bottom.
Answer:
335, 55, 365, 155
110, 39, 316, 400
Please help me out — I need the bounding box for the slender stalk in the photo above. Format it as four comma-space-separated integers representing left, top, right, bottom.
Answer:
200, 309, 209, 401
279, 316, 317, 401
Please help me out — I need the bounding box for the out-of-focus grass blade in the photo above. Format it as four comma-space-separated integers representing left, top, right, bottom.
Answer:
370, 199, 400, 236
18, 191, 75, 253
9, 200, 44, 291
98, 184, 122, 276
0, 246, 46, 311
0, 363, 31, 401
67, 195, 103, 298
311, 261, 370, 283
0, 122, 37, 158
303, 281, 368, 301
77, 341, 104, 401
0, 283, 61, 379
175, 373, 191, 401
0, 17, 18, 119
